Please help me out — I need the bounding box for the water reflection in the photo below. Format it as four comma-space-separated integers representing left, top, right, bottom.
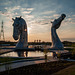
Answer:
17, 51, 28, 57
0, 45, 53, 57
0, 50, 53, 57
16, 51, 44, 57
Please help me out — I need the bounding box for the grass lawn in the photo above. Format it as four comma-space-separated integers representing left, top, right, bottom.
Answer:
52, 65, 75, 75
0, 57, 36, 64
0, 57, 22, 63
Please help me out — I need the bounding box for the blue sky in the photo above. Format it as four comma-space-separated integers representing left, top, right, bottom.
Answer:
0, 0, 75, 42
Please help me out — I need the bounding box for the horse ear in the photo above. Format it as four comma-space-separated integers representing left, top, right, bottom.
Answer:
19, 16, 21, 20
12, 18, 14, 21
16, 17, 17, 19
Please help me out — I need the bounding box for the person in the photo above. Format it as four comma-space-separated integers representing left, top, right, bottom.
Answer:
53, 52, 57, 58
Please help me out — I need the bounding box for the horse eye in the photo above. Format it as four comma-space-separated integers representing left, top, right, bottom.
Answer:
16, 23, 19, 26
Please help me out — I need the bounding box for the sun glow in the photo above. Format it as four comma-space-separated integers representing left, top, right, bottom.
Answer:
28, 27, 31, 34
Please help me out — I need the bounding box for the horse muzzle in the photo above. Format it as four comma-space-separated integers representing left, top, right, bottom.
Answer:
13, 34, 18, 40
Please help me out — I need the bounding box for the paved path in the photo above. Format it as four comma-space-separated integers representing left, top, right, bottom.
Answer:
0, 57, 58, 72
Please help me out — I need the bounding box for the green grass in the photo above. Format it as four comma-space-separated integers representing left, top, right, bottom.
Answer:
0, 57, 35, 63
0, 57, 24, 63
52, 65, 75, 75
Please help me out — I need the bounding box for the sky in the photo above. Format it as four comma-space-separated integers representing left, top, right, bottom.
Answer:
0, 0, 75, 42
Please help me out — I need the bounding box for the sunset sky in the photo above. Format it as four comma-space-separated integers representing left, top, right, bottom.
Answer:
0, 0, 75, 42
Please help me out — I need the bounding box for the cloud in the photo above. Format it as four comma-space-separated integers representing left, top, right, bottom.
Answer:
42, 10, 56, 15
35, 20, 50, 25
67, 18, 72, 21
5, 6, 20, 11
53, 14, 59, 18
29, 24, 50, 34
64, 16, 75, 25
24, 15, 34, 20
27, 8, 34, 11
0, 0, 12, 6
0, 6, 21, 19
22, 11, 31, 14
0, 6, 34, 21
21, 7, 34, 13
27, 19, 51, 34
0, 10, 14, 20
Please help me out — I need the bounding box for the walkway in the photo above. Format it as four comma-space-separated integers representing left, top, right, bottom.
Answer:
0, 57, 58, 72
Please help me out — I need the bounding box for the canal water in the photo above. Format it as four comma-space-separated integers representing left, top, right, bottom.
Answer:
0, 45, 53, 57
0, 51, 53, 57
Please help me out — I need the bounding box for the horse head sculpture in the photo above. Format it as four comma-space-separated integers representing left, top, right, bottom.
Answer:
51, 14, 66, 50
51, 14, 66, 29
12, 16, 28, 49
